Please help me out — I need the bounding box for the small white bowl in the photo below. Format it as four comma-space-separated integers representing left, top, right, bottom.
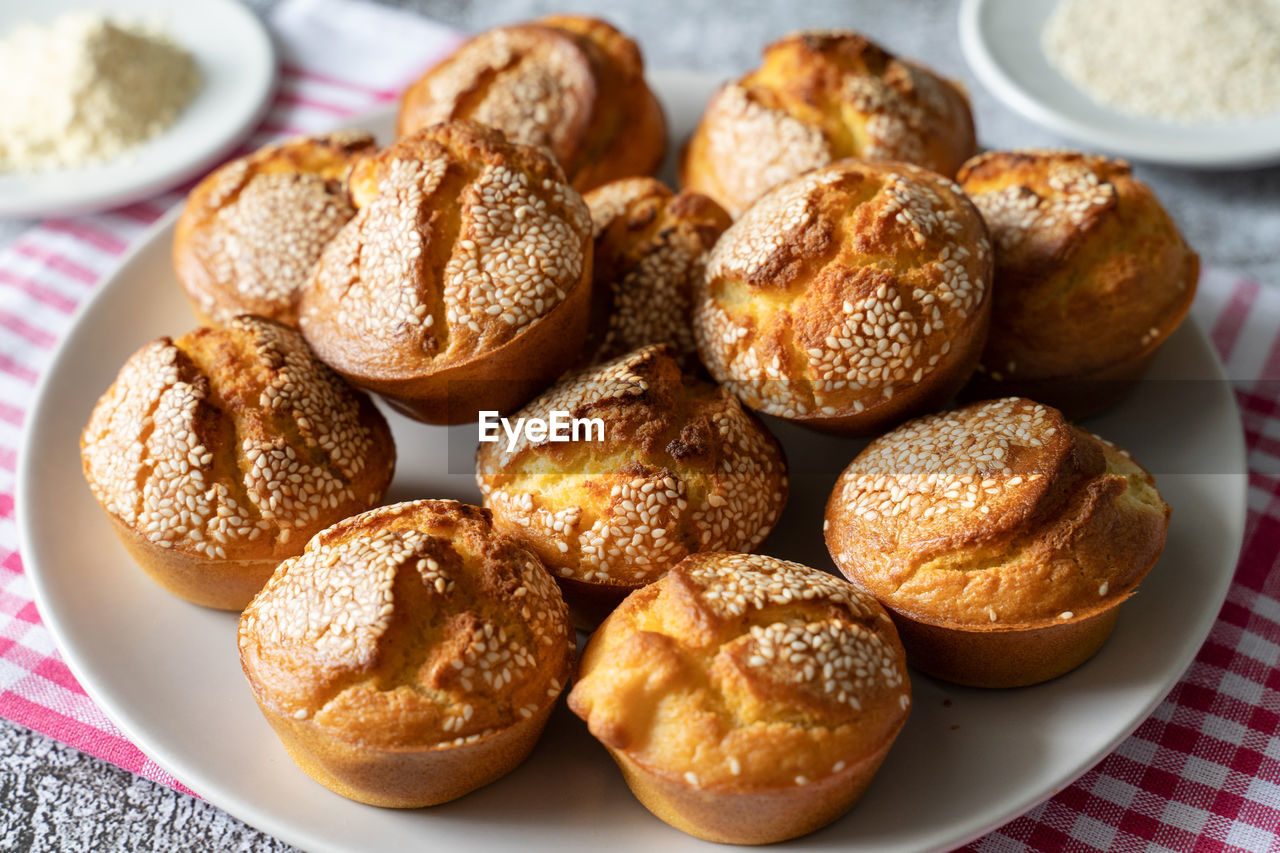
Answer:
959, 0, 1280, 169
0, 0, 276, 218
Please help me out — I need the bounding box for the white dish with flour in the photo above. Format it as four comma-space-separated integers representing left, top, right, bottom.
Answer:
960, 0, 1280, 168
0, 0, 275, 218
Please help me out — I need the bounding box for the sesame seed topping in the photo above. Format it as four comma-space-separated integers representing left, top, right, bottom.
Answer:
81, 317, 390, 558
238, 500, 571, 744
582, 178, 729, 369
695, 160, 990, 422
180, 132, 372, 326
303, 123, 591, 374
477, 346, 786, 587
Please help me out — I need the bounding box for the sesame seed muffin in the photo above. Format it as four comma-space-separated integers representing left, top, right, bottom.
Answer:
239, 500, 573, 807
681, 30, 977, 218
581, 178, 732, 370
299, 121, 594, 424
568, 552, 910, 844
397, 16, 666, 193
80, 316, 395, 611
173, 131, 375, 328
958, 150, 1199, 418
476, 345, 788, 629
824, 398, 1171, 688
693, 159, 993, 436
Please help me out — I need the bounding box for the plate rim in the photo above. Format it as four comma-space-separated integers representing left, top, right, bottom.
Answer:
958, 0, 1280, 169
16, 84, 1251, 852
0, 0, 278, 219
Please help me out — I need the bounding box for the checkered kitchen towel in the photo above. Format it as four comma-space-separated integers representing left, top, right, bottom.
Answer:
0, 1, 1276, 848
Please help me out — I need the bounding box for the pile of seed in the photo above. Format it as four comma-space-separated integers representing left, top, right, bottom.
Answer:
1042, 0, 1280, 123
0, 13, 201, 172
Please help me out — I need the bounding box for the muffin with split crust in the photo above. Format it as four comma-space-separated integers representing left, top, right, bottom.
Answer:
682, 30, 977, 217
824, 397, 1171, 687
174, 131, 375, 327
569, 552, 910, 844
581, 177, 732, 369
398, 15, 666, 193
300, 121, 594, 424
694, 159, 993, 436
239, 500, 573, 807
476, 345, 787, 628
958, 150, 1198, 418
80, 316, 395, 610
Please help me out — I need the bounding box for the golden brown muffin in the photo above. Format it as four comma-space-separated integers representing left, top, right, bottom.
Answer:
824, 397, 1171, 688
397, 16, 666, 193
80, 316, 395, 610
581, 178, 731, 369
239, 500, 573, 807
299, 121, 594, 424
694, 159, 993, 436
958, 150, 1199, 418
476, 345, 787, 629
569, 552, 910, 844
681, 30, 977, 217
173, 131, 375, 327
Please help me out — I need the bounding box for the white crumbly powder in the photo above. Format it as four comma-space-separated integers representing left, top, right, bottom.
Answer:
1043, 0, 1280, 123
0, 13, 201, 172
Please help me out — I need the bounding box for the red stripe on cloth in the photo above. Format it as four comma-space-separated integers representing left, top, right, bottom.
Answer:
0, 399, 27, 427
40, 220, 129, 256
14, 601, 40, 625
111, 201, 167, 226
274, 90, 357, 116
0, 352, 38, 385
1260, 325, 1280, 383
12, 243, 100, 287
32, 658, 87, 698
1211, 279, 1261, 363
0, 270, 78, 314
0, 447, 16, 472
0, 692, 153, 778
281, 63, 400, 100
253, 121, 309, 139
0, 308, 58, 348
2, 550, 24, 574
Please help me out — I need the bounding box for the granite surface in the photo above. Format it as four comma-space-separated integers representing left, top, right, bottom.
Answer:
3, 1, 1278, 850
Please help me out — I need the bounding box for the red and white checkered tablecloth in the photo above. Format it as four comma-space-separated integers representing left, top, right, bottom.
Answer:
1, 1, 1277, 849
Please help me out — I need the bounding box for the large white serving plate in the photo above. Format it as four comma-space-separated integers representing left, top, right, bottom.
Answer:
0, 0, 276, 218
17, 72, 1247, 852
959, 0, 1280, 168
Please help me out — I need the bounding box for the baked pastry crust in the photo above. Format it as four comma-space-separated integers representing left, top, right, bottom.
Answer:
238, 499, 573, 807
174, 131, 375, 327
476, 345, 787, 628
299, 121, 594, 424
694, 159, 993, 435
958, 150, 1199, 417
582, 178, 731, 369
569, 552, 910, 844
681, 30, 977, 217
80, 316, 395, 610
397, 16, 666, 193
824, 397, 1171, 687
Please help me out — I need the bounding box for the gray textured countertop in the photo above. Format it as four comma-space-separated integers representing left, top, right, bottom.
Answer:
3, 1, 1277, 850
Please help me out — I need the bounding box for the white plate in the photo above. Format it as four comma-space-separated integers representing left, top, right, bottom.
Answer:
0, 0, 275, 218
17, 72, 1248, 853
959, 0, 1280, 168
